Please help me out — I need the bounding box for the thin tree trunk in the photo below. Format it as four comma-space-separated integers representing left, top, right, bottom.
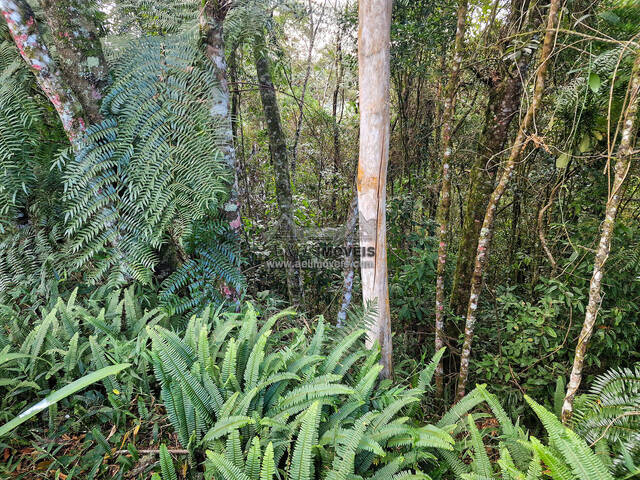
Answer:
330, 29, 344, 217
538, 178, 562, 275
456, 0, 560, 400
1, 0, 88, 143
434, 0, 468, 398
449, 15, 533, 317
357, 0, 393, 378
562, 51, 640, 423
254, 33, 304, 307
40, 0, 109, 125
291, 0, 325, 171
201, 1, 242, 236
337, 194, 358, 327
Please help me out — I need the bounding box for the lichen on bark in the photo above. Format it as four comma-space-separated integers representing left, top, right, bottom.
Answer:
562, 50, 640, 423
434, 0, 467, 398
456, 0, 560, 400
1, 0, 87, 143
40, 0, 109, 124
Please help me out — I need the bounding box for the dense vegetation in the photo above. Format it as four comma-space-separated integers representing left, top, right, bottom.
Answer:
0, 0, 639, 478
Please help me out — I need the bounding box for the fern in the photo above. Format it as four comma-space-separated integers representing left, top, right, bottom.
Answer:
64, 33, 236, 294
151, 304, 453, 477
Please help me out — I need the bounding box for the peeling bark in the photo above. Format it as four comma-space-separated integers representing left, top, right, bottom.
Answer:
337, 195, 358, 327
358, 0, 393, 378
201, 1, 242, 236
40, 0, 109, 124
254, 32, 304, 307
456, 0, 560, 400
1, 0, 87, 143
562, 51, 640, 423
434, 0, 468, 398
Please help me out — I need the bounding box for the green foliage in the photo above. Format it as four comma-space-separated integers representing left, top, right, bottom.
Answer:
0, 286, 166, 425
572, 365, 640, 476
0, 27, 68, 298
150, 304, 454, 478
0, 363, 130, 437
437, 386, 618, 480
1, 18, 243, 310
64, 33, 238, 293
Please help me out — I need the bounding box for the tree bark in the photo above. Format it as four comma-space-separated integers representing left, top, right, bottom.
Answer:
254, 33, 304, 307
337, 194, 358, 327
201, 1, 242, 236
357, 0, 393, 378
40, 0, 109, 125
1, 0, 87, 143
330, 28, 344, 218
456, 0, 560, 400
434, 0, 468, 398
562, 51, 640, 423
449, 2, 533, 317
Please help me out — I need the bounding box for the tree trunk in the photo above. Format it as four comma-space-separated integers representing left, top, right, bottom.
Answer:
1, 0, 88, 143
449, 72, 525, 316
434, 0, 468, 398
337, 194, 358, 327
562, 51, 640, 423
357, 0, 393, 378
456, 0, 560, 400
291, 0, 324, 172
40, 0, 109, 125
254, 33, 304, 307
330, 29, 344, 218
449, 1, 534, 317
201, 1, 242, 236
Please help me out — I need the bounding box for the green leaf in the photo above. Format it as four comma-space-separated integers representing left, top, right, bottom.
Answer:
578, 135, 591, 153
0, 364, 130, 437
588, 72, 601, 93
289, 401, 321, 480
260, 442, 275, 480
556, 153, 570, 169
159, 444, 178, 480
203, 416, 255, 443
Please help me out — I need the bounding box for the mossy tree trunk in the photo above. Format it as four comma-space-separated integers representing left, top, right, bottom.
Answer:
562, 51, 640, 423
456, 0, 560, 400
357, 0, 393, 378
254, 32, 304, 307
449, 0, 534, 318
201, 1, 242, 237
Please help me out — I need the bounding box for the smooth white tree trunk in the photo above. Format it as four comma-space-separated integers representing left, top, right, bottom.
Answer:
357, 0, 393, 378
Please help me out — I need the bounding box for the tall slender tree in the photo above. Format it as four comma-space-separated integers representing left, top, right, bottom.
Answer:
201, 0, 242, 236
562, 50, 640, 423
357, 0, 393, 378
254, 31, 305, 307
434, 0, 468, 398
456, 0, 561, 399
337, 194, 358, 327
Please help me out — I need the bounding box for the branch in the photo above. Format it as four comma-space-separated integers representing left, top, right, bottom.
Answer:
0, 0, 86, 143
